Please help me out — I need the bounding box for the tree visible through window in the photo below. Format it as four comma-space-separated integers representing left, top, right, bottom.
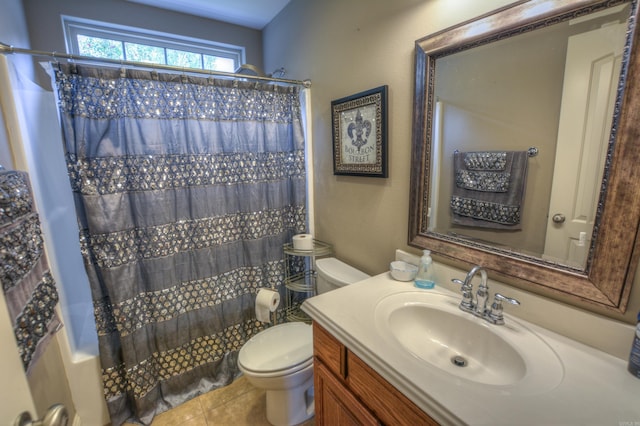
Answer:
64, 16, 244, 73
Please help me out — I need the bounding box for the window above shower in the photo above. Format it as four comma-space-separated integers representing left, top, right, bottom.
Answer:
62, 16, 246, 73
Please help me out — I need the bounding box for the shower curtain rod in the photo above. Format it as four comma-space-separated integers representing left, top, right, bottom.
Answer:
0, 41, 311, 88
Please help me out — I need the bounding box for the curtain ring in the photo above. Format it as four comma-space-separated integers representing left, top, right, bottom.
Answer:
181, 67, 188, 83
67, 54, 77, 74
120, 67, 126, 78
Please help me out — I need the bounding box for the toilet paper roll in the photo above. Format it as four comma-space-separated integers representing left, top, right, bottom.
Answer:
292, 233, 314, 251
255, 288, 280, 323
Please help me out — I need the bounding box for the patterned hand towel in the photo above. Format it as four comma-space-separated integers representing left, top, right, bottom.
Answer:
0, 169, 61, 374
450, 151, 528, 230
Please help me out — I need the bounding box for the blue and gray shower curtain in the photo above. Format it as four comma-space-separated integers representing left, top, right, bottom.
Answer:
53, 64, 307, 425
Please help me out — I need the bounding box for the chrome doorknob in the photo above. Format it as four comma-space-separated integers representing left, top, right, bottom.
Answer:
552, 213, 566, 224
14, 404, 68, 426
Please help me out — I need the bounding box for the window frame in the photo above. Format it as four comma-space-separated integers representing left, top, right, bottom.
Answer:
61, 15, 246, 72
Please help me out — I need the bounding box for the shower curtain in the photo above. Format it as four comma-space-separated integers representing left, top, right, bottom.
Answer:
53, 64, 307, 425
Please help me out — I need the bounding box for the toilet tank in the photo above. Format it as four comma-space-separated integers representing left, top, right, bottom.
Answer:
315, 257, 370, 294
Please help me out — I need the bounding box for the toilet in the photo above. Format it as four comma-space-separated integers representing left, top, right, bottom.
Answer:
237, 257, 370, 426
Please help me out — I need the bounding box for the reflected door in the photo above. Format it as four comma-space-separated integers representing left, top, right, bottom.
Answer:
543, 23, 626, 267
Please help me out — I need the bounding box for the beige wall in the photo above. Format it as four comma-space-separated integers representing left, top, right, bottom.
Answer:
263, 0, 640, 329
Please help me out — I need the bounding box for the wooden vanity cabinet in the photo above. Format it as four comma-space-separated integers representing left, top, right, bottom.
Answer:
313, 322, 439, 426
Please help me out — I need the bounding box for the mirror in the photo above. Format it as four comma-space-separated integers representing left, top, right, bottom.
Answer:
410, 0, 640, 313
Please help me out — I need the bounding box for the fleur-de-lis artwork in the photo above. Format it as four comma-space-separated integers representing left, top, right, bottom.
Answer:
339, 105, 377, 166
331, 86, 388, 177
347, 109, 372, 152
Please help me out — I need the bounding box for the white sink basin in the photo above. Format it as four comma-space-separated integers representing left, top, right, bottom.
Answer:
374, 291, 564, 394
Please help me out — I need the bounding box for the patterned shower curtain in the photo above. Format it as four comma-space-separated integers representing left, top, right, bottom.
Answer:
53, 64, 307, 425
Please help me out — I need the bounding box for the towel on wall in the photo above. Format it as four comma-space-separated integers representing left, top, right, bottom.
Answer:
0, 168, 61, 374
450, 151, 528, 230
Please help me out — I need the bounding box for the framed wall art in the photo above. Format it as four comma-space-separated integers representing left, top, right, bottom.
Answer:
331, 85, 388, 177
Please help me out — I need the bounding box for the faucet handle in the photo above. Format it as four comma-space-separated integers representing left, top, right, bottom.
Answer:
451, 278, 474, 312
485, 293, 520, 325
451, 278, 465, 287
495, 293, 520, 305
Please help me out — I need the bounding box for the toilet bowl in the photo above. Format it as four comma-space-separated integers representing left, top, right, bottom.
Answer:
238, 322, 314, 426
237, 257, 370, 426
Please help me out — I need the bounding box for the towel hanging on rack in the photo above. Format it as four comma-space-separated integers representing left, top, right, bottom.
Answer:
0, 168, 61, 374
450, 150, 529, 230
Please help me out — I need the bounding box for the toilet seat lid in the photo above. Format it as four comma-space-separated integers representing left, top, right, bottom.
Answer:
239, 322, 313, 373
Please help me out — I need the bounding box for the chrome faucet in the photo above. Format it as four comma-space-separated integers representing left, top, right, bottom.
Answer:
452, 265, 519, 325
472, 268, 489, 318
451, 265, 487, 314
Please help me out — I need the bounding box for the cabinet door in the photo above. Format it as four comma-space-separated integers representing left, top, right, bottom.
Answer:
348, 352, 439, 426
313, 322, 346, 378
314, 360, 379, 426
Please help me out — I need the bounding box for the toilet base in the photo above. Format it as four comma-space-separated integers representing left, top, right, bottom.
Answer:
265, 375, 315, 426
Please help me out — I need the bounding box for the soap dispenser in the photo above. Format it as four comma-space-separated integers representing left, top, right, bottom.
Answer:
415, 250, 435, 289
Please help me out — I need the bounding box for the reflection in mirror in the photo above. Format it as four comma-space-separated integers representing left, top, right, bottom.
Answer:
410, 0, 640, 313
429, 4, 629, 270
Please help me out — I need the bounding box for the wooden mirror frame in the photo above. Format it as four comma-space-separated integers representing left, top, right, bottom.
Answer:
409, 0, 640, 313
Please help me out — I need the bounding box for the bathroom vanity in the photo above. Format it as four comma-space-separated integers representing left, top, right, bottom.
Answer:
302, 273, 640, 425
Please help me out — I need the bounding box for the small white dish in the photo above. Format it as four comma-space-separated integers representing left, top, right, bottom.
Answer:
389, 261, 418, 281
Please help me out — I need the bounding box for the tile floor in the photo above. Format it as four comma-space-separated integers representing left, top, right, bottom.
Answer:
123, 376, 315, 426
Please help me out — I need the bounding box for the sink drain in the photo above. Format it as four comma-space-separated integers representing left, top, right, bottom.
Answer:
451, 355, 468, 367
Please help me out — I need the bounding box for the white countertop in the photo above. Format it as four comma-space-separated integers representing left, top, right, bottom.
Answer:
302, 273, 640, 426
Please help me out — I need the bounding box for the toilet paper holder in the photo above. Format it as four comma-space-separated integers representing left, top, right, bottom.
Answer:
256, 288, 280, 324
